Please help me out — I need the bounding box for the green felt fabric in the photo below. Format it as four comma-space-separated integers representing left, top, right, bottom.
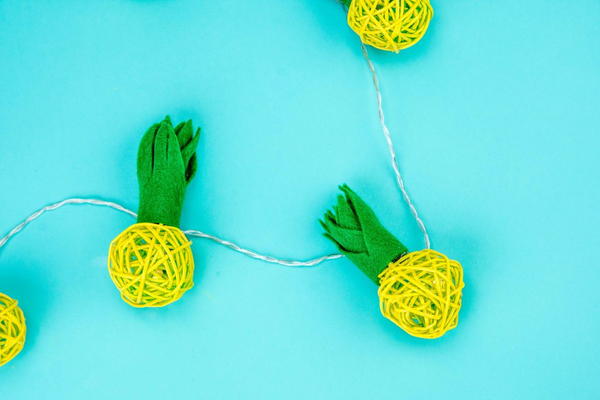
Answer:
339, 0, 352, 7
136, 116, 201, 227
321, 185, 408, 285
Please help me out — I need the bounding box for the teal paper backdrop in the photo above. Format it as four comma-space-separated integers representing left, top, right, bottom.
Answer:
1, 0, 599, 398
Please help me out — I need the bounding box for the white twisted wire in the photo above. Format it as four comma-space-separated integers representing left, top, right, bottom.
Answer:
0, 198, 135, 248
360, 44, 431, 249
0, 198, 343, 267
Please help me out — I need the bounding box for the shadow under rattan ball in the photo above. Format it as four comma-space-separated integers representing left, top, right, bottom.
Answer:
108, 223, 194, 308
0, 293, 26, 366
378, 249, 464, 338
347, 0, 433, 52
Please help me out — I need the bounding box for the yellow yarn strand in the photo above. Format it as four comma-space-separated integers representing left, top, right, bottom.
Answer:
378, 249, 464, 338
0, 293, 26, 366
108, 223, 194, 308
347, 0, 433, 52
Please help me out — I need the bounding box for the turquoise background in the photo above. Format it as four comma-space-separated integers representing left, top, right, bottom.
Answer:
1, 0, 599, 398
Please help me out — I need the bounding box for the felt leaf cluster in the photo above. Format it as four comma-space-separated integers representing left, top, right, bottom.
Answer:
137, 116, 201, 227
321, 185, 407, 284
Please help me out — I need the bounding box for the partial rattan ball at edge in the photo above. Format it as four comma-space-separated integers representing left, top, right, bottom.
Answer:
347, 0, 433, 52
0, 293, 26, 366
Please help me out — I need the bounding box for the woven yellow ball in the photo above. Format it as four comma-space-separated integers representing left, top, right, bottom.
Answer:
347, 0, 433, 52
0, 293, 26, 366
108, 223, 194, 308
378, 249, 464, 338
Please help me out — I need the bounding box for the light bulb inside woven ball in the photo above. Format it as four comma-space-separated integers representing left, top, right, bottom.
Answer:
378, 249, 464, 338
347, 0, 433, 52
0, 293, 26, 366
108, 223, 194, 308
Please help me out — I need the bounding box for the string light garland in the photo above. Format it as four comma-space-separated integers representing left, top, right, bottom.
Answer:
0, 2, 465, 365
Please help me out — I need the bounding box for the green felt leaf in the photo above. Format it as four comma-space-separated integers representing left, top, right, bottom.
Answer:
321, 185, 408, 285
136, 116, 201, 227
175, 120, 192, 146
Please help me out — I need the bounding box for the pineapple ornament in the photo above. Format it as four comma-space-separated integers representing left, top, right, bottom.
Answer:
340, 0, 433, 52
322, 185, 464, 339
108, 116, 200, 308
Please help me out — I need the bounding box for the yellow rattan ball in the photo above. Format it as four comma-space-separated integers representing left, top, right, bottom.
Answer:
0, 293, 26, 366
378, 249, 464, 338
108, 223, 194, 308
347, 0, 433, 52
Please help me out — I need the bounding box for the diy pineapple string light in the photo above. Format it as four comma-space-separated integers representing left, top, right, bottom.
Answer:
0, 9, 460, 365
321, 186, 463, 339
321, 45, 465, 339
326, 2, 463, 337
108, 116, 200, 307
